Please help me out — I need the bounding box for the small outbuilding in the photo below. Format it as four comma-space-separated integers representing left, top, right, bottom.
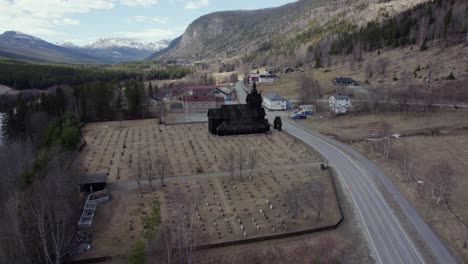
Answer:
332, 77, 358, 86
78, 173, 108, 193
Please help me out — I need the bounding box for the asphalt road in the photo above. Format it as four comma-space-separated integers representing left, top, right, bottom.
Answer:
236, 81, 458, 264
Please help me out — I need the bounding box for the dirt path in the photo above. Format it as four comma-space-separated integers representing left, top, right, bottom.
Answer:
108, 162, 323, 192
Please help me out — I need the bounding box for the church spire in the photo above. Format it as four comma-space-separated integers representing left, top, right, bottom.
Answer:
251, 82, 258, 94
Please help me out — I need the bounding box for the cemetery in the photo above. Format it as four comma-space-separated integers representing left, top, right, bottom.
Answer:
80, 120, 321, 182
160, 167, 341, 246
76, 119, 342, 257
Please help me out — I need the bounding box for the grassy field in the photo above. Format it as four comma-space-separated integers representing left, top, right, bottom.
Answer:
301, 109, 468, 262
255, 72, 304, 100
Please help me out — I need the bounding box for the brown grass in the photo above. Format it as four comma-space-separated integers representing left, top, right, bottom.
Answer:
302, 109, 468, 262
249, 44, 468, 102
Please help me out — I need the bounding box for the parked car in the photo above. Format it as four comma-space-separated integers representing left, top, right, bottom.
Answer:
292, 113, 307, 119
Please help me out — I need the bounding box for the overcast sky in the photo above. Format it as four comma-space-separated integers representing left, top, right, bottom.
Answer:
0, 0, 296, 45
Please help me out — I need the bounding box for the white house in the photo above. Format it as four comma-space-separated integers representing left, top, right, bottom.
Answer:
258, 74, 278, 83
329, 95, 352, 114
263, 93, 288, 110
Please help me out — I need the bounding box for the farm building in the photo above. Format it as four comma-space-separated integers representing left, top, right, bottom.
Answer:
247, 74, 260, 84
263, 93, 288, 111
332, 77, 358, 86
183, 95, 225, 113
329, 95, 352, 115
169, 85, 235, 102
247, 74, 278, 83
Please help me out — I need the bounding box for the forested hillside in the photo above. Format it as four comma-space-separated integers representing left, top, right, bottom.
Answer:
153, 0, 432, 62
330, 0, 468, 55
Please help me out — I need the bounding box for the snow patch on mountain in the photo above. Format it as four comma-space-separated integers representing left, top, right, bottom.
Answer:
55, 41, 79, 48
84, 38, 170, 52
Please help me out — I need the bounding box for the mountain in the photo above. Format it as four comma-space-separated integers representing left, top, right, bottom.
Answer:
85, 38, 170, 52
58, 38, 171, 63
0, 31, 103, 64
55, 41, 79, 48
151, 0, 430, 61
147, 36, 182, 60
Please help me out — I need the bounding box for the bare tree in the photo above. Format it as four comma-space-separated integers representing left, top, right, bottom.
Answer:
159, 101, 166, 124
365, 63, 373, 80
0, 141, 36, 264
308, 181, 325, 220
134, 161, 143, 195
146, 158, 154, 191
418, 16, 429, 48
375, 58, 389, 75
155, 155, 169, 187
224, 148, 236, 181
148, 223, 172, 264
284, 189, 301, 219
168, 191, 200, 264
400, 142, 414, 183
25, 111, 49, 147
428, 161, 453, 205
300, 75, 322, 106
352, 40, 363, 62
248, 147, 258, 179
237, 145, 245, 181
31, 155, 80, 264
295, 44, 309, 66
0, 193, 32, 264
374, 121, 392, 159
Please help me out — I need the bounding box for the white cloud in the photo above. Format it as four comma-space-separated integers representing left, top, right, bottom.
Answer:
53, 18, 80, 26
119, 0, 158, 7
0, 0, 115, 35
128, 16, 168, 24
184, 0, 209, 10
0, 0, 160, 36
117, 28, 177, 39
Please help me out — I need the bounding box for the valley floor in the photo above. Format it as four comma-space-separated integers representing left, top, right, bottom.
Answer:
74, 120, 371, 263
300, 109, 468, 262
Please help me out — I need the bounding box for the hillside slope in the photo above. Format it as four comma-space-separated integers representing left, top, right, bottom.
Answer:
152, 0, 429, 61
0, 31, 103, 64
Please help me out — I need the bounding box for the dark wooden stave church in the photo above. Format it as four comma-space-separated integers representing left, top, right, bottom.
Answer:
208, 83, 270, 136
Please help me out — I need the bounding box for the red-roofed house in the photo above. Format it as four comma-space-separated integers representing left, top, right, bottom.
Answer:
185, 86, 218, 96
